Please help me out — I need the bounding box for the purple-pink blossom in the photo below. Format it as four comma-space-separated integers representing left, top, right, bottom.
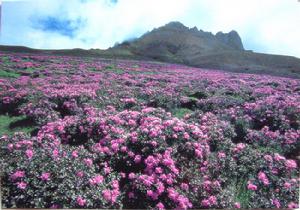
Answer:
89, 175, 104, 185
17, 181, 27, 190
10, 170, 25, 181
40, 172, 51, 181
258, 171, 269, 186
285, 160, 297, 170
76, 196, 86, 206
25, 149, 33, 159
247, 182, 258, 191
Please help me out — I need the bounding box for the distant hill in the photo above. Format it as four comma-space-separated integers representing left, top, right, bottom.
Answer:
1, 21, 300, 78
112, 21, 300, 78
114, 21, 245, 63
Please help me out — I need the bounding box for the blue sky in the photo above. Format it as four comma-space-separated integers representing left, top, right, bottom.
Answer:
1, 0, 300, 58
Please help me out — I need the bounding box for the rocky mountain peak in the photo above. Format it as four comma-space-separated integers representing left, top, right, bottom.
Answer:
216, 30, 244, 50
162, 21, 188, 30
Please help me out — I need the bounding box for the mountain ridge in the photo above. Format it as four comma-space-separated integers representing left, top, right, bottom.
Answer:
112, 21, 300, 78
1, 21, 300, 78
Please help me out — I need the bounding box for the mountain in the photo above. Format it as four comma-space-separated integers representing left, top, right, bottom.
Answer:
111, 21, 300, 78
1, 21, 300, 78
113, 21, 244, 63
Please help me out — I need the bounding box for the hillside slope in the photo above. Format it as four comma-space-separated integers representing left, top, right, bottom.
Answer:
1, 21, 300, 78
113, 22, 300, 78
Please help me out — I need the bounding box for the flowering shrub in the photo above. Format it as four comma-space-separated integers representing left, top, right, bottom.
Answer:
0, 53, 299, 209
0, 134, 122, 208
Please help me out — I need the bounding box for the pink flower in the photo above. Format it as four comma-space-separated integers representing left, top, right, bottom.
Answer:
120, 172, 126, 178
201, 199, 210, 207
183, 132, 190, 139
247, 183, 258, 191
111, 142, 119, 152
233, 143, 246, 153
40, 172, 51, 181
258, 171, 269, 186
272, 199, 280, 208
134, 155, 141, 163
17, 181, 27, 190
25, 149, 33, 159
146, 190, 158, 200
155, 167, 163, 174
285, 160, 297, 170
156, 202, 165, 210
195, 149, 203, 158
10, 170, 25, 181
288, 202, 298, 209
274, 153, 285, 161
110, 189, 120, 203
157, 182, 165, 194
52, 149, 59, 158
76, 171, 84, 178
234, 202, 241, 208
271, 168, 279, 174
180, 183, 189, 191
284, 182, 291, 189
128, 173, 135, 180
151, 141, 158, 147
162, 158, 173, 167
128, 119, 136, 126
72, 150, 78, 158
76, 196, 86, 207
7, 143, 14, 151
218, 152, 226, 159
104, 166, 111, 174
121, 146, 127, 152
89, 175, 104, 185
203, 180, 211, 191
264, 155, 272, 162
208, 196, 217, 205
145, 155, 157, 168
213, 180, 221, 188
84, 158, 93, 167
167, 188, 179, 201
102, 189, 112, 202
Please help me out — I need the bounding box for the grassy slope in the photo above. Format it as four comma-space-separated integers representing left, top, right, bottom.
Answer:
0, 115, 36, 136
0, 71, 35, 135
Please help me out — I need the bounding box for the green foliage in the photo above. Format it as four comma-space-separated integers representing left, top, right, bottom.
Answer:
24, 67, 36, 72
104, 65, 124, 74
235, 178, 252, 208
1, 56, 11, 63
0, 115, 35, 136
0, 70, 20, 78
172, 108, 192, 118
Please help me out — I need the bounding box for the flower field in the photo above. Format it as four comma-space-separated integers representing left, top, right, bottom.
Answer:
0, 52, 299, 209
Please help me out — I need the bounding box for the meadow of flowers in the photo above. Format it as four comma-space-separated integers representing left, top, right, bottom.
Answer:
0, 52, 299, 209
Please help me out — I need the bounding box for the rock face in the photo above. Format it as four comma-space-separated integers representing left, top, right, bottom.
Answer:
113, 21, 300, 78
119, 21, 245, 64
216, 30, 244, 50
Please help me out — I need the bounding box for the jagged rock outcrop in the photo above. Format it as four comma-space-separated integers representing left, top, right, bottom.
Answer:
116, 21, 245, 64
216, 30, 244, 50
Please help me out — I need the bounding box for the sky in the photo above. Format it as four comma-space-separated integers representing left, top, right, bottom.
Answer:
0, 0, 300, 58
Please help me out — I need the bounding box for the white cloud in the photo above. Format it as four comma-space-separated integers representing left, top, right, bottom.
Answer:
1, 0, 300, 57
187, 0, 300, 57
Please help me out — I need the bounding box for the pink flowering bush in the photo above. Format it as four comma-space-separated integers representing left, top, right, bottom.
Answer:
0, 133, 122, 208
0, 53, 299, 209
